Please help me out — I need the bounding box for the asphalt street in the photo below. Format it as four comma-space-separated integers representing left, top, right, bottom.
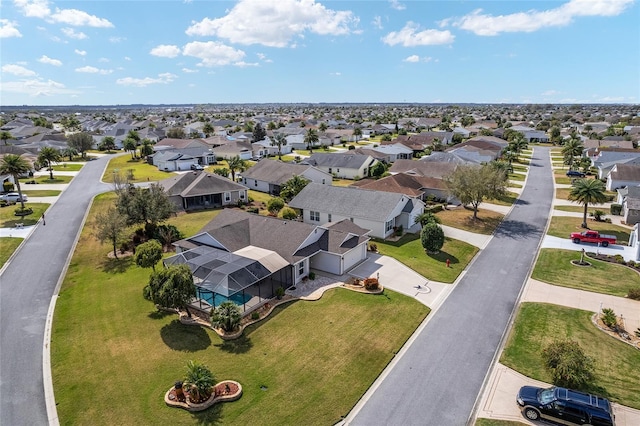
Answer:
0, 156, 111, 426
350, 146, 554, 425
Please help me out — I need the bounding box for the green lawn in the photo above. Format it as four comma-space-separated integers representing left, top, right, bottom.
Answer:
508, 182, 523, 189
0, 202, 49, 227
332, 178, 355, 187
547, 216, 630, 244
103, 155, 177, 183
51, 163, 83, 171
553, 205, 601, 214
511, 165, 528, 173
436, 207, 504, 235
0, 237, 23, 268
373, 233, 478, 283
500, 303, 640, 409
508, 173, 525, 182
532, 249, 640, 297
487, 191, 519, 206
21, 175, 73, 184
51, 193, 430, 425
19, 189, 62, 197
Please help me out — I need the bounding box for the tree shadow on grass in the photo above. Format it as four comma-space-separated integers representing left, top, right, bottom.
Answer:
160, 320, 211, 352
191, 402, 223, 425
101, 256, 132, 274
147, 310, 174, 320
426, 250, 460, 266
213, 335, 253, 354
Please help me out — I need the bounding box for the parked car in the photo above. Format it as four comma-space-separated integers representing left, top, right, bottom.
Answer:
190, 164, 204, 171
517, 386, 615, 426
1, 192, 28, 202
570, 230, 616, 247
566, 170, 586, 178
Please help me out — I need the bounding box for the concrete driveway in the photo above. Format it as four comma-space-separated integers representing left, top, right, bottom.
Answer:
541, 235, 637, 261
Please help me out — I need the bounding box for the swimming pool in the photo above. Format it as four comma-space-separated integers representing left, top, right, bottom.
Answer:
198, 290, 252, 307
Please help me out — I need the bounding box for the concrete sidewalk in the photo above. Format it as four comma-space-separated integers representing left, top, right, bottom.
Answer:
441, 224, 492, 249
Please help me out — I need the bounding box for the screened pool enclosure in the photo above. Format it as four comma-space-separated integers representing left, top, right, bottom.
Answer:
163, 246, 293, 313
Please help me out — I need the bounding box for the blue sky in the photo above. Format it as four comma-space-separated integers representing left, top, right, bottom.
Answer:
1, 0, 638, 106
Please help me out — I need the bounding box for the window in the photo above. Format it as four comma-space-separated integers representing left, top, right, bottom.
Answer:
328, 214, 332, 222
254, 180, 258, 186
385, 220, 393, 232
224, 192, 230, 202
310, 211, 320, 222
240, 192, 245, 200
298, 262, 304, 276
322, 179, 325, 184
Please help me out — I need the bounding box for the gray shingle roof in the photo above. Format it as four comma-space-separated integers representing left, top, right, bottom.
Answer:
241, 160, 314, 185
159, 171, 247, 197
304, 153, 373, 169
288, 183, 410, 222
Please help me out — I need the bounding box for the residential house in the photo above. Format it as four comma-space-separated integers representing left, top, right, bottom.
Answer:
213, 140, 253, 160
302, 153, 378, 179
606, 163, 640, 191
240, 160, 331, 195
592, 149, 640, 179
352, 173, 457, 204
170, 209, 371, 311
389, 159, 458, 179
445, 137, 507, 163
251, 137, 293, 158
616, 186, 640, 226
151, 151, 200, 172
288, 183, 425, 239
510, 125, 549, 143
158, 171, 248, 211
356, 144, 413, 162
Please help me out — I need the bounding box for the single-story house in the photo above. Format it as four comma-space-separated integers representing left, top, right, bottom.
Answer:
510, 125, 549, 143
352, 173, 458, 204
445, 138, 506, 163
389, 159, 458, 179
251, 137, 293, 158
616, 186, 640, 226
593, 150, 640, 179
288, 183, 425, 239
606, 163, 640, 191
151, 151, 199, 171
170, 209, 371, 312
213, 140, 253, 160
158, 171, 248, 210
241, 160, 332, 194
302, 153, 378, 180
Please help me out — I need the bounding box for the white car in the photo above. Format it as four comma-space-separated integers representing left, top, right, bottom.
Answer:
1, 192, 28, 202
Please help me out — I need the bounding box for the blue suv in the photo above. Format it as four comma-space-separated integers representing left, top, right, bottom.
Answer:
517, 386, 615, 426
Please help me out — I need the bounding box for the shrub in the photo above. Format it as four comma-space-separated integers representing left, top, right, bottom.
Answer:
600, 308, 618, 329
590, 210, 605, 221
3, 181, 14, 192
421, 222, 445, 254
247, 207, 259, 214
610, 204, 622, 215
348, 145, 356, 150
627, 288, 640, 300
542, 339, 595, 389
395, 224, 403, 236
425, 204, 443, 213
275, 286, 285, 299
364, 278, 379, 290
266, 197, 285, 214
14, 207, 33, 216
280, 207, 297, 220
210, 301, 242, 332
251, 312, 260, 320
308, 271, 315, 280
368, 242, 378, 252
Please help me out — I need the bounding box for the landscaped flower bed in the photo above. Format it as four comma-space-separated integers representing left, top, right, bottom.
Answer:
165, 380, 242, 412
586, 252, 640, 271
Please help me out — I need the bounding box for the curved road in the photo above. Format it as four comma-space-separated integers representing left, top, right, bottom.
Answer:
0, 156, 111, 426
349, 146, 553, 425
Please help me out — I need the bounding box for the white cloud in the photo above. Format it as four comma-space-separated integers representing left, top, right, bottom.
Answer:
150, 44, 181, 58
234, 61, 259, 67
61, 27, 87, 39
542, 89, 560, 96
98, 57, 109, 63
330, 72, 341, 76
382, 22, 454, 46
182, 41, 245, 67
0, 19, 22, 38
74, 49, 87, 55
75, 65, 112, 75
451, 0, 634, 36
2, 64, 37, 76
1, 77, 81, 97
389, 0, 406, 11
116, 72, 177, 87
109, 36, 125, 43
182, 67, 198, 73
256, 53, 273, 63
50, 8, 113, 27
14, 0, 51, 19
372, 16, 383, 30
403, 55, 433, 63
38, 55, 62, 66
186, 0, 359, 47
124, 56, 131, 61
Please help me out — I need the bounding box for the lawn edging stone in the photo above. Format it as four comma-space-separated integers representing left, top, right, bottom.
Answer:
165, 380, 242, 412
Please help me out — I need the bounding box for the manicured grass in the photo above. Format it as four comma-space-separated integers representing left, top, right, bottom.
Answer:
508, 182, 523, 189
52, 193, 430, 425
508, 173, 525, 181
554, 176, 573, 185
21, 175, 73, 184
475, 419, 526, 426
500, 303, 640, 409
547, 216, 630, 243
0, 237, 23, 267
248, 189, 275, 208
332, 178, 355, 187
0, 202, 49, 227
486, 191, 519, 206
373, 233, 478, 283
19, 189, 62, 197
556, 188, 571, 199
553, 205, 601, 214
436, 206, 504, 235
52, 163, 83, 171
103, 155, 176, 183
511, 165, 527, 172
531, 249, 640, 297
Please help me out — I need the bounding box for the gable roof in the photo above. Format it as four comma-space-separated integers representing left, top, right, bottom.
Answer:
354, 173, 447, 197
389, 159, 457, 178
288, 183, 417, 222
241, 160, 321, 185
155, 138, 208, 150
159, 171, 247, 197
610, 163, 640, 182
303, 153, 374, 169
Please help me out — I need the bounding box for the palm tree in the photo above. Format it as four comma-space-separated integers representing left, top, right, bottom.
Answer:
37, 147, 62, 180
271, 133, 287, 160
184, 360, 215, 402
304, 128, 319, 153
568, 178, 608, 228
61, 147, 78, 161
210, 301, 242, 332
0, 131, 13, 145
227, 155, 246, 182
352, 127, 362, 143
0, 154, 30, 210
414, 211, 441, 227
279, 175, 310, 201
562, 137, 584, 170
140, 138, 154, 157
123, 137, 137, 159
318, 122, 328, 133
101, 136, 116, 152
508, 132, 528, 154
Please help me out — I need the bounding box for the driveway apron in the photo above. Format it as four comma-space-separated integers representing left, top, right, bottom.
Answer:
349, 147, 554, 425
0, 156, 111, 426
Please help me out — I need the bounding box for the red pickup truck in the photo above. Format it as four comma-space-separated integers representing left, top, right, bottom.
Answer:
570, 230, 616, 247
